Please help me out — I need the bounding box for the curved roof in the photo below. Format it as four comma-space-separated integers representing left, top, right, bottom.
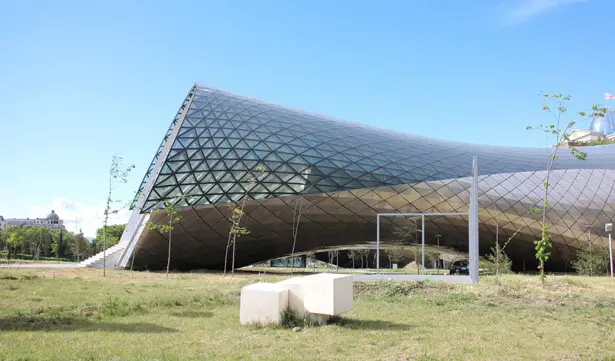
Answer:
138, 84, 615, 212
589, 109, 615, 135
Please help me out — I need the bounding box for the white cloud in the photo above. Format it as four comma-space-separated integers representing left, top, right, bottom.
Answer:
504, 0, 588, 25
29, 197, 131, 239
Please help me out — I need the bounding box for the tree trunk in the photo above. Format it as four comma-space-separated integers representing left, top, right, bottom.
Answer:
166, 217, 172, 278
231, 233, 237, 277
223, 235, 231, 276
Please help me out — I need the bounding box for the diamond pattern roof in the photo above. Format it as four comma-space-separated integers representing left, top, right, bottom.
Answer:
137, 84, 615, 213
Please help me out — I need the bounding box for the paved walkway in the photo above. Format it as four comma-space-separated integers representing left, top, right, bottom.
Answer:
0, 263, 85, 269
354, 274, 474, 284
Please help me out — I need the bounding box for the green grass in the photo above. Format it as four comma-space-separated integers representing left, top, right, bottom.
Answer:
1, 269, 615, 360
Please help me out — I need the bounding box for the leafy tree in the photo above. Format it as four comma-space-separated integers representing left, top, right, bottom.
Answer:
527, 93, 606, 283
146, 197, 183, 277
101, 155, 135, 277
385, 241, 406, 268
485, 244, 512, 276
5, 227, 24, 260
485, 224, 521, 282
21, 226, 50, 259
572, 241, 608, 276
51, 230, 72, 259
72, 230, 89, 262
93, 224, 126, 252
0, 229, 5, 252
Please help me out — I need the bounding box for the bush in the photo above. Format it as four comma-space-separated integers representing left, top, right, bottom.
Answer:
484, 245, 512, 275
572, 243, 608, 276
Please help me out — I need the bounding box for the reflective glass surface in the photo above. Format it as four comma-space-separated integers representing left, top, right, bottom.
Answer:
128, 84, 615, 271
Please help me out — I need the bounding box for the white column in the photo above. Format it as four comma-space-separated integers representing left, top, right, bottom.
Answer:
469, 156, 480, 284
376, 214, 380, 274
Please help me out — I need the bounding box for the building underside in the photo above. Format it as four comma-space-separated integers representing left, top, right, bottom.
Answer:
87, 84, 615, 272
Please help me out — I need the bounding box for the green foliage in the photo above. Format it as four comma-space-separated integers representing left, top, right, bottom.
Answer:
393, 226, 415, 241
93, 224, 125, 252
0, 226, 84, 261
572, 242, 608, 276
485, 244, 512, 275
385, 241, 406, 266
228, 207, 250, 238
279, 307, 320, 329
568, 137, 615, 147
102, 296, 144, 317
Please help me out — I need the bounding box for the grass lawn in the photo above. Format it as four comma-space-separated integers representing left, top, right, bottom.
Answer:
1, 269, 615, 361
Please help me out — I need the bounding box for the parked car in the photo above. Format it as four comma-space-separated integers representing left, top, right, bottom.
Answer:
449, 260, 469, 275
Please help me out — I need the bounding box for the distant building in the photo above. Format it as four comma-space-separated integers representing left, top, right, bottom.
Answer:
560, 109, 615, 147
0, 210, 65, 231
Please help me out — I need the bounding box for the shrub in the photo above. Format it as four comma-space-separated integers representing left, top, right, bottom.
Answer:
572, 243, 608, 276
280, 308, 320, 328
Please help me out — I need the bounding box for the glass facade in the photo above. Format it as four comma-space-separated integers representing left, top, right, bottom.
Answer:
127, 84, 615, 271
589, 109, 615, 135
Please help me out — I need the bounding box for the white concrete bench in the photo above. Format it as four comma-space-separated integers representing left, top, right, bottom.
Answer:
302, 273, 353, 316
239, 282, 288, 325
240, 273, 354, 326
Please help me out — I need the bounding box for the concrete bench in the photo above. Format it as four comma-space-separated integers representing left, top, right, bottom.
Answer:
240, 273, 354, 326
239, 282, 288, 325
302, 273, 353, 316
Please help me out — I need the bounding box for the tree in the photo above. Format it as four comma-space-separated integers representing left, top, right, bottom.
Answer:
486, 224, 521, 283
527, 94, 606, 283
385, 241, 406, 268
5, 227, 24, 260
51, 230, 72, 260
289, 192, 315, 274
347, 250, 360, 269
357, 248, 370, 269
224, 165, 265, 276
146, 197, 183, 278
327, 250, 339, 269
73, 230, 89, 262
485, 244, 512, 276
101, 155, 135, 277
393, 225, 422, 273
572, 241, 608, 276
93, 224, 126, 252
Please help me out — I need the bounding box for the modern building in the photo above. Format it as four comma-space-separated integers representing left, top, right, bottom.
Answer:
0, 210, 65, 231
81, 84, 615, 271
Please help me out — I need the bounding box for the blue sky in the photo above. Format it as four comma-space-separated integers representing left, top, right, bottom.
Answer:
1, 0, 614, 236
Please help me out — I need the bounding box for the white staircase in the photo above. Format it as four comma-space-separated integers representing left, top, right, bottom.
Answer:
79, 243, 126, 268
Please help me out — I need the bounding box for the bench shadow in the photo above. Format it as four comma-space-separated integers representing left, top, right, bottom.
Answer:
170, 311, 213, 318
0, 316, 178, 333
332, 318, 413, 331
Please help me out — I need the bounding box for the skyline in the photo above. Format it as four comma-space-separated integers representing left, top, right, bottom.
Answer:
1, 0, 614, 237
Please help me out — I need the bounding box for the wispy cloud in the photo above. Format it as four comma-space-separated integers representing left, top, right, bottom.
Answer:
504, 0, 588, 25
29, 197, 130, 239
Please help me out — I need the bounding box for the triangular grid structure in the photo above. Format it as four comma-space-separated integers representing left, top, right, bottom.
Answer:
81, 83, 615, 272
134, 84, 615, 214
